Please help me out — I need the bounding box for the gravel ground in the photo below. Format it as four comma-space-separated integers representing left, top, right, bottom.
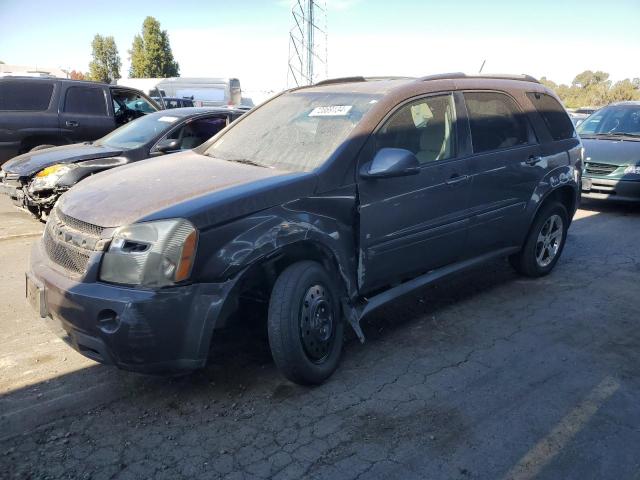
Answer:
0, 195, 639, 480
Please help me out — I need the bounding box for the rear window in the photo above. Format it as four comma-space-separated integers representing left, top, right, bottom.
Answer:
464, 92, 531, 154
527, 92, 575, 141
64, 86, 107, 115
0, 81, 54, 111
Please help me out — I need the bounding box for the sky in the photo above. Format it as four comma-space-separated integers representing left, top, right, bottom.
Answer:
1, 0, 639, 93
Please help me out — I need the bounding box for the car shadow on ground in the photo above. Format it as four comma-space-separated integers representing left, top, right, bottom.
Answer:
1, 202, 636, 442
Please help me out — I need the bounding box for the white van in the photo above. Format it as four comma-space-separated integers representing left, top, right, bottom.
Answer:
117, 77, 242, 107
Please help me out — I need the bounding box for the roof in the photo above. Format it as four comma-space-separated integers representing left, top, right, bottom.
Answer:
295, 72, 542, 97
145, 107, 245, 118
0, 76, 111, 87
609, 101, 640, 106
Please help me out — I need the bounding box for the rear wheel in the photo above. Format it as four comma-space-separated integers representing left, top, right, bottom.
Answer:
268, 261, 343, 385
510, 202, 569, 277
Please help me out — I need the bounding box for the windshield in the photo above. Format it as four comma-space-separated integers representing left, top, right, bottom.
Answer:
577, 105, 640, 136
96, 113, 180, 149
203, 91, 381, 172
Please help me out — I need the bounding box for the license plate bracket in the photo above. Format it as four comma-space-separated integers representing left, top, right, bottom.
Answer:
26, 273, 47, 318
582, 178, 592, 191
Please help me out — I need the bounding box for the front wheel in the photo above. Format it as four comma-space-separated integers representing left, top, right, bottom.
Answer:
268, 261, 344, 385
510, 202, 569, 277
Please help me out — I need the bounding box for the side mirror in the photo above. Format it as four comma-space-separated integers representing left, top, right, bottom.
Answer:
360, 148, 421, 179
155, 138, 181, 153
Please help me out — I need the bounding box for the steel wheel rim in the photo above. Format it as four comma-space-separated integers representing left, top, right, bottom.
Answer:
300, 283, 335, 363
535, 214, 564, 268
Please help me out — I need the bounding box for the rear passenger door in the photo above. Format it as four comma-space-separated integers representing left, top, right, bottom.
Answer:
462, 91, 543, 255
358, 93, 473, 293
59, 85, 114, 143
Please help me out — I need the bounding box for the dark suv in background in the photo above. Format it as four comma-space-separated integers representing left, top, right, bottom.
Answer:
27, 73, 582, 385
0, 77, 159, 164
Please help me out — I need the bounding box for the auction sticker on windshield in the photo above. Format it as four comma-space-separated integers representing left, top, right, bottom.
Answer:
309, 106, 353, 117
158, 116, 179, 123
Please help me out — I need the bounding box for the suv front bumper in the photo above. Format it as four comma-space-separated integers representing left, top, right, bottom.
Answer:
28, 239, 239, 374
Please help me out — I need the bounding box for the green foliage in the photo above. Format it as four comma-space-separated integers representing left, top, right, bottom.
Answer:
88, 35, 121, 83
128, 17, 179, 78
543, 70, 640, 108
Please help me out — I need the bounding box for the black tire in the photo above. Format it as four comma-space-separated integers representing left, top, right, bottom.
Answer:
510, 202, 569, 277
29, 144, 56, 152
268, 261, 344, 385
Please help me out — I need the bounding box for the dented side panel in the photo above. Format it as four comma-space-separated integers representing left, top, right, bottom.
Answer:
193, 185, 360, 299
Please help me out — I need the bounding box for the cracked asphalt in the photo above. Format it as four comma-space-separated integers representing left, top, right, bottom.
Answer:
1, 195, 639, 480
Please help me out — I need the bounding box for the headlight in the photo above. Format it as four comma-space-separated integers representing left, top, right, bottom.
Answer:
100, 218, 198, 287
0, 169, 5, 180
30, 164, 76, 191
623, 165, 640, 175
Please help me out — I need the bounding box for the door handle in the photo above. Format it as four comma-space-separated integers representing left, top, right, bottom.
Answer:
525, 155, 542, 166
65, 120, 79, 127
446, 174, 469, 186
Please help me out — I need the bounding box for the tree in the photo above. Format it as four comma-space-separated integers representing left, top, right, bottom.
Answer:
88, 35, 121, 83
128, 16, 179, 78
608, 79, 640, 103
0, 60, 4, 64
69, 70, 86, 80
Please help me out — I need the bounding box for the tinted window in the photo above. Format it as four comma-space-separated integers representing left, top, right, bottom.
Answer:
64, 87, 107, 115
527, 92, 575, 141
464, 92, 531, 153
165, 116, 229, 149
377, 94, 456, 164
0, 81, 53, 111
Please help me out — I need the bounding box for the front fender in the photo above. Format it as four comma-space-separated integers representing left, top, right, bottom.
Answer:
195, 188, 359, 298
58, 157, 130, 187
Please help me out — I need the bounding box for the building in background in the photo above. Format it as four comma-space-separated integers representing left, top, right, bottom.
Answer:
0, 64, 68, 78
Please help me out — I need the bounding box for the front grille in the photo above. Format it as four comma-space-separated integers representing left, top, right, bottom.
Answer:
585, 162, 618, 175
42, 209, 102, 275
56, 209, 104, 237
43, 226, 91, 274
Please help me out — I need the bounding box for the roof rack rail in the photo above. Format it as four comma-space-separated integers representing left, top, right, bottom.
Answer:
314, 76, 367, 86
312, 76, 414, 87
419, 73, 540, 84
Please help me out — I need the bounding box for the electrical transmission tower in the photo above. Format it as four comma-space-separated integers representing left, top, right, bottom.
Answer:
287, 0, 328, 87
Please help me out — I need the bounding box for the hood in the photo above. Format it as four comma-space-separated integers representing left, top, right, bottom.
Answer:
57, 150, 315, 228
2, 144, 123, 177
582, 137, 640, 166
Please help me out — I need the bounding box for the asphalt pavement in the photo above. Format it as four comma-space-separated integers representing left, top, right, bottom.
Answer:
0, 194, 639, 480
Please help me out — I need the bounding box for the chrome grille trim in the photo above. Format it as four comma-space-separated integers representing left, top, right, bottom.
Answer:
55, 208, 105, 237
42, 209, 103, 275
585, 162, 618, 175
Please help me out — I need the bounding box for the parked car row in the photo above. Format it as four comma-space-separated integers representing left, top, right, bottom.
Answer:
0, 107, 245, 219
17, 73, 585, 385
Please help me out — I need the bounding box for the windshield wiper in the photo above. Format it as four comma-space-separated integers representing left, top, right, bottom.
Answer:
592, 132, 640, 138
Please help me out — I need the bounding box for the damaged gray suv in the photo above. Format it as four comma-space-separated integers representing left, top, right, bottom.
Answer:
27, 74, 582, 385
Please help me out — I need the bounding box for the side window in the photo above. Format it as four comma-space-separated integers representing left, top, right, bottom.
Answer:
377, 94, 456, 164
464, 92, 531, 153
0, 81, 54, 111
526, 92, 575, 141
64, 87, 107, 115
164, 116, 229, 150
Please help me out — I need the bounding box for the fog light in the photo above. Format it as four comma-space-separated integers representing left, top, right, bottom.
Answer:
97, 309, 120, 334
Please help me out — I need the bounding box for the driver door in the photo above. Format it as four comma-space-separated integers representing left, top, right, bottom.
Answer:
357, 93, 473, 294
